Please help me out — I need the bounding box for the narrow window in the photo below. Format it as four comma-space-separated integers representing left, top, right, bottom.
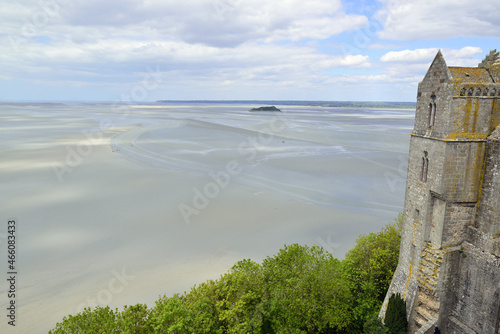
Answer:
421, 157, 426, 182
428, 103, 433, 127
424, 158, 429, 183
428, 96, 437, 128
428, 103, 436, 127
432, 103, 436, 126
421, 157, 429, 183
431, 103, 436, 127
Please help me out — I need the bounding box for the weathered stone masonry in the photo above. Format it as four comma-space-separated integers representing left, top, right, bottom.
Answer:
380, 50, 500, 334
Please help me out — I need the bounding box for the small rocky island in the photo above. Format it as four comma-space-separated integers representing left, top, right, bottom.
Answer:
249, 106, 281, 112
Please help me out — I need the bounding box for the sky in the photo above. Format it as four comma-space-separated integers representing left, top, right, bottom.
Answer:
0, 0, 499, 102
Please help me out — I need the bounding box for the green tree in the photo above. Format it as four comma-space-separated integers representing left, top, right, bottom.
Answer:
48, 306, 119, 334
262, 244, 352, 333
147, 294, 191, 333
117, 304, 149, 333
363, 313, 388, 334
342, 214, 402, 331
216, 259, 267, 334
183, 279, 225, 333
385, 293, 407, 334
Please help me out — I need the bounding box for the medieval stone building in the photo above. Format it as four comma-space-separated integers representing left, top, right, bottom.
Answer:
381, 50, 500, 333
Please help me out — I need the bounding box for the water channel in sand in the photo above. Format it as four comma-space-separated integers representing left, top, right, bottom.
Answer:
0, 102, 413, 333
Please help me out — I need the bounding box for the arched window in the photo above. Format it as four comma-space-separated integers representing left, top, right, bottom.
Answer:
490, 88, 497, 97
475, 88, 482, 96
424, 158, 429, 183
421, 157, 429, 183
428, 96, 436, 127
460, 87, 467, 96
421, 157, 425, 182
432, 103, 436, 126
428, 103, 433, 127
483, 88, 489, 96
468, 88, 474, 96
421, 155, 429, 183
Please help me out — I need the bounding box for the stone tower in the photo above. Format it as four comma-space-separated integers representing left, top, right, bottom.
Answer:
381, 50, 500, 333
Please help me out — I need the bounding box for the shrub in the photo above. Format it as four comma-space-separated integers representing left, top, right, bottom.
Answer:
363, 313, 388, 334
385, 293, 407, 334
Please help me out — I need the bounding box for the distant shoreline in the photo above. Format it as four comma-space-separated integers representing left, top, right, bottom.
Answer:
156, 100, 416, 109
0, 100, 416, 110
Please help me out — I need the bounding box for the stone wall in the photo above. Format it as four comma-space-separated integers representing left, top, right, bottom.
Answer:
441, 203, 475, 247
475, 134, 500, 237
448, 97, 497, 139
442, 141, 485, 203
441, 243, 500, 333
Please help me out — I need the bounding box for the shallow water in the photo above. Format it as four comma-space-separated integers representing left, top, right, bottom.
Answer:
0, 102, 413, 333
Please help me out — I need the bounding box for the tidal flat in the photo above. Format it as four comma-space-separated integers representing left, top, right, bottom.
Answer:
0, 102, 413, 333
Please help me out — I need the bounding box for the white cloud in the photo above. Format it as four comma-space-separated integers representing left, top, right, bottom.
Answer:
0, 0, 374, 100
0, 33, 372, 91
377, 0, 500, 40
381, 48, 439, 63
0, 0, 368, 47
374, 47, 485, 96
339, 55, 371, 68
449, 46, 484, 62
1, 0, 492, 102
380, 47, 483, 66
51, 0, 368, 47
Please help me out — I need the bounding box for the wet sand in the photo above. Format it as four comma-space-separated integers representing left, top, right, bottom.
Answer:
0, 102, 413, 333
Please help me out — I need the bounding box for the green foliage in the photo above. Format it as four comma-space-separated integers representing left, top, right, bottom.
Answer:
147, 294, 190, 333
49, 215, 403, 334
48, 306, 119, 333
117, 304, 149, 333
363, 313, 388, 334
262, 244, 352, 333
342, 214, 402, 331
385, 293, 407, 334
216, 259, 266, 333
